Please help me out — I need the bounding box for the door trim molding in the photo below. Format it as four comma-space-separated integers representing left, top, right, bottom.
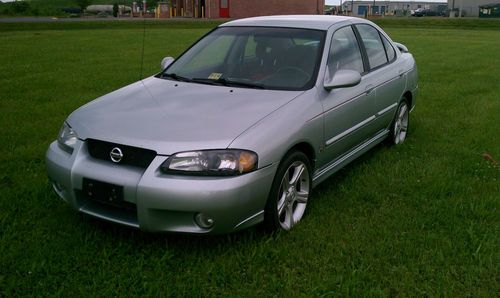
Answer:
325, 115, 376, 146
314, 129, 389, 182
324, 102, 398, 147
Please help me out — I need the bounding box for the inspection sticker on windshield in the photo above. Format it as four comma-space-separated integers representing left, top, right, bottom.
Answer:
208, 73, 222, 80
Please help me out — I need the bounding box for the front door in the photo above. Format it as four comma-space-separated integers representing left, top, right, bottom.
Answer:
219, 0, 229, 18
319, 26, 378, 167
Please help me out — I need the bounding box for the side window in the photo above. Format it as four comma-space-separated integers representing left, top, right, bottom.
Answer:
327, 26, 364, 79
243, 36, 257, 60
381, 34, 396, 62
356, 24, 388, 69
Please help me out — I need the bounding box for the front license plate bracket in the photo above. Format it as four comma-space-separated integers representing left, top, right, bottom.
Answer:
82, 178, 126, 207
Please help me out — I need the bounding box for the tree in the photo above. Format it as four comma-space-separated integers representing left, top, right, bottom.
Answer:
12, 1, 30, 14
113, 3, 118, 17
75, 0, 91, 12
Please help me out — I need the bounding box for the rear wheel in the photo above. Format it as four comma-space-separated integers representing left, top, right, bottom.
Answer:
388, 99, 410, 145
264, 151, 312, 231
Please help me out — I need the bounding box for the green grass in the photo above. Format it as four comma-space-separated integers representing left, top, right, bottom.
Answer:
373, 16, 500, 30
1, 20, 499, 296
0, 19, 225, 31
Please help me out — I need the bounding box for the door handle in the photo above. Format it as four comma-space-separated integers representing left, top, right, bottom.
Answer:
398, 69, 405, 77
365, 84, 374, 95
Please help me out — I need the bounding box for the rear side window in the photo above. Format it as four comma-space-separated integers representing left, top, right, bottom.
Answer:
327, 26, 364, 79
381, 34, 396, 62
356, 24, 388, 69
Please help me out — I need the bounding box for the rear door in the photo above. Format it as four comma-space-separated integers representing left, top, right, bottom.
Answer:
354, 24, 405, 130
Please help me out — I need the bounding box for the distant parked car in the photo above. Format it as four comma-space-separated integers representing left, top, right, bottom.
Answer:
46, 16, 418, 234
413, 8, 429, 17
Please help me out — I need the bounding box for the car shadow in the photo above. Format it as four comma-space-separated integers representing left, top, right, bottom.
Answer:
312, 142, 390, 195
77, 142, 392, 250
78, 211, 272, 249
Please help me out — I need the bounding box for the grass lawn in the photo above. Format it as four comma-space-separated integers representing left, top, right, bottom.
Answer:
0, 19, 499, 296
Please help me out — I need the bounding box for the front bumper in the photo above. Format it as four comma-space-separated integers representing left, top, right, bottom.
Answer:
45, 140, 277, 234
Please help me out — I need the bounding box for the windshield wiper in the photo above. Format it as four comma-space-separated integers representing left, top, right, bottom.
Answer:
161, 73, 192, 82
224, 78, 265, 89
191, 77, 225, 86
191, 77, 265, 89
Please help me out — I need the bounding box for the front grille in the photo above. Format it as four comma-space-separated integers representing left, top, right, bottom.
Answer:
86, 139, 156, 169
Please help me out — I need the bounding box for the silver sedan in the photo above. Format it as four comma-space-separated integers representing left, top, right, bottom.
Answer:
46, 15, 418, 234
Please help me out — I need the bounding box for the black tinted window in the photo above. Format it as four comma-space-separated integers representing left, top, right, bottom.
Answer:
356, 24, 388, 69
327, 26, 364, 79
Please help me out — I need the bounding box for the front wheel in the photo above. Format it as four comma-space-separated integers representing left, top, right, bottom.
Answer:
388, 99, 410, 145
264, 151, 312, 231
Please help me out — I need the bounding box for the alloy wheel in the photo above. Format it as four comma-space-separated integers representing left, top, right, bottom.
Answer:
393, 102, 409, 144
276, 161, 310, 230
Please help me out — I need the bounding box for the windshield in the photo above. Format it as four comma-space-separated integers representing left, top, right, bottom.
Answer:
161, 26, 325, 91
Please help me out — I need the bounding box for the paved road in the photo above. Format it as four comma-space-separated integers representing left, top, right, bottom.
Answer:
0, 16, 218, 23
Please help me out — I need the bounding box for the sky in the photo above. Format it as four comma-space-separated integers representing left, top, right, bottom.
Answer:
0, 0, 446, 4
326, 0, 445, 4
0, 0, 446, 3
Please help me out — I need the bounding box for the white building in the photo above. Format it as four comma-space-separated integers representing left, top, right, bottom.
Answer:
448, 0, 500, 17
341, 1, 447, 17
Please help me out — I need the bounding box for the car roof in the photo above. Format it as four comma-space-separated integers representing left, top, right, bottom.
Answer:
220, 15, 368, 31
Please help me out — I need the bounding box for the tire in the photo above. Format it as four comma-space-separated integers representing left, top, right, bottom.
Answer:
264, 150, 312, 232
388, 99, 410, 145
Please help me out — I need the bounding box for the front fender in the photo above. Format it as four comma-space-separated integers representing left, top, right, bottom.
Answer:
228, 88, 324, 168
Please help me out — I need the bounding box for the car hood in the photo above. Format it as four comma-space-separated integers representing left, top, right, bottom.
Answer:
68, 76, 303, 155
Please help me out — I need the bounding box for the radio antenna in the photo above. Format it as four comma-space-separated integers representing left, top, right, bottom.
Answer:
139, 15, 146, 80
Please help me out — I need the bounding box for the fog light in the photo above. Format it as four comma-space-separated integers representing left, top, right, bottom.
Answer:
194, 213, 214, 229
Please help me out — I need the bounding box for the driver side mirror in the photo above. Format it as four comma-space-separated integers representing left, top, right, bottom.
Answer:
161, 57, 175, 71
324, 70, 361, 90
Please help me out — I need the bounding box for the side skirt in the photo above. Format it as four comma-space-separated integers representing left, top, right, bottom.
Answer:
312, 129, 389, 188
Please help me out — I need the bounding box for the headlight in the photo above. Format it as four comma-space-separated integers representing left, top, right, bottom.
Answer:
57, 122, 78, 154
160, 150, 258, 176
